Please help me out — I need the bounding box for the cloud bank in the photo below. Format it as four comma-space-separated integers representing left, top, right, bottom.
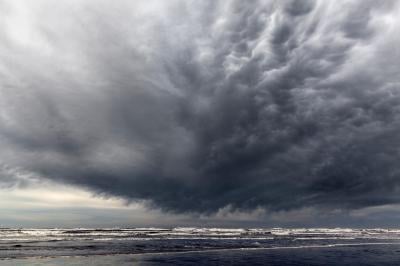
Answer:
1, 0, 400, 214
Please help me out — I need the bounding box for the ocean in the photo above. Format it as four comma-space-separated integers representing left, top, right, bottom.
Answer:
1, 227, 400, 265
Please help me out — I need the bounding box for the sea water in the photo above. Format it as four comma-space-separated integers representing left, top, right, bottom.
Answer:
1, 227, 400, 265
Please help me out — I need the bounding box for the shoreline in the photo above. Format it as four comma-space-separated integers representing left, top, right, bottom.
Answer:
2, 241, 400, 261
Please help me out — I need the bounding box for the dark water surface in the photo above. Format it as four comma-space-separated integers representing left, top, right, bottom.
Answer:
1, 228, 400, 265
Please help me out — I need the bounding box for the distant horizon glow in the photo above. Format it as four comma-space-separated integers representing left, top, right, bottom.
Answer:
2, 180, 400, 228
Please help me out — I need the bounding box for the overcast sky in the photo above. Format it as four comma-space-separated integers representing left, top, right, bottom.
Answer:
1, 0, 400, 228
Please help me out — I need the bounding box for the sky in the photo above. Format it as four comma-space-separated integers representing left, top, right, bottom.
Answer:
1, 0, 400, 228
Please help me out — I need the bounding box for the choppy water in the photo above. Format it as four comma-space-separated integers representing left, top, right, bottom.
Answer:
1, 227, 400, 264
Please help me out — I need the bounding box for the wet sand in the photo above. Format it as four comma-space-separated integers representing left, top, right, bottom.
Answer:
3, 244, 400, 266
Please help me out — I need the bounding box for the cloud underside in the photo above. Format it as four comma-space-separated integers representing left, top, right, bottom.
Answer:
1, 0, 400, 214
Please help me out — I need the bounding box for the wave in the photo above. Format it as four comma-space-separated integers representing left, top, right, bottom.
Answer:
2, 228, 400, 243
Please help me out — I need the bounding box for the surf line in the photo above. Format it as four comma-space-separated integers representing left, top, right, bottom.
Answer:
135, 242, 400, 256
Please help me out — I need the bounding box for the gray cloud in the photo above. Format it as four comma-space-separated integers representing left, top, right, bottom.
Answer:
1, 0, 400, 215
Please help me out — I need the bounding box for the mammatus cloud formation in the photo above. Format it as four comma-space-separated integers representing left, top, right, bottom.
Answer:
1, 0, 400, 215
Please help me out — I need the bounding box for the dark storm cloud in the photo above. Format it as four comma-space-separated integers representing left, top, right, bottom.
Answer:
1, 0, 400, 214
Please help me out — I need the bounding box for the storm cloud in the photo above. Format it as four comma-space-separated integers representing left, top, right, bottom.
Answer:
1, 0, 400, 214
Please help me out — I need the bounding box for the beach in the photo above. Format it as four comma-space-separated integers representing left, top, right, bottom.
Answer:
3, 244, 400, 266
1, 228, 400, 265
